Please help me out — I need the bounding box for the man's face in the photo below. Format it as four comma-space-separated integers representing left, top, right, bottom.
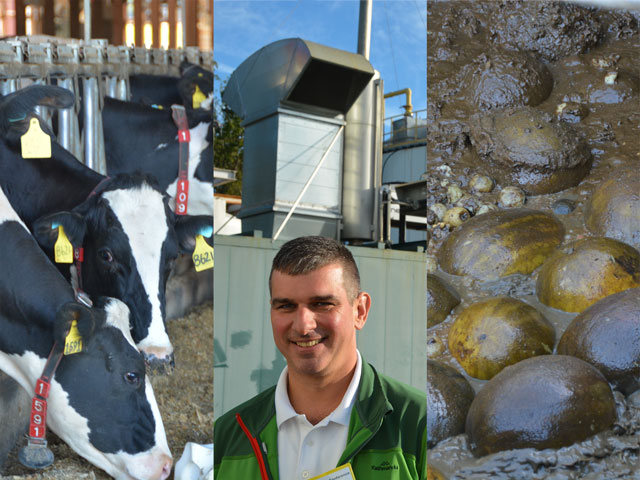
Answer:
270, 263, 370, 381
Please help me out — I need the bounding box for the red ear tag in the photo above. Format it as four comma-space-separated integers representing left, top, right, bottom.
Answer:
74, 247, 84, 262
176, 179, 189, 215
178, 129, 190, 143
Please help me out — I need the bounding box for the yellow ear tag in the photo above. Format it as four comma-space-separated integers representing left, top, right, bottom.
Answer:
21, 118, 52, 159
54, 226, 74, 264
64, 320, 83, 355
192, 84, 206, 109
192, 235, 214, 272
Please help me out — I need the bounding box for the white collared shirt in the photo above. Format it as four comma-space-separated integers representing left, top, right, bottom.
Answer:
275, 350, 362, 480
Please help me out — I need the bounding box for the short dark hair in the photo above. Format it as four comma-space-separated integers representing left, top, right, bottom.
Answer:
269, 236, 361, 301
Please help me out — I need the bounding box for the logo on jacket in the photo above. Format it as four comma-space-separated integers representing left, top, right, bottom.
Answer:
371, 460, 399, 471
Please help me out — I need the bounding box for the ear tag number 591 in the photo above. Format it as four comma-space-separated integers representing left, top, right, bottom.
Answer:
192, 235, 214, 272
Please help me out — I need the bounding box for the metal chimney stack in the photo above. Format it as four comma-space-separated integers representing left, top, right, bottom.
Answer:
341, 0, 383, 242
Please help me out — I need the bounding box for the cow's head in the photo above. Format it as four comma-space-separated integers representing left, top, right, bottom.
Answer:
50, 299, 172, 479
178, 61, 214, 126
33, 175, 212, 372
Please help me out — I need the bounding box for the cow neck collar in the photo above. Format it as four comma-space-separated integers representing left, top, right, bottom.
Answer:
171, 105, 190, 215
72, 177, 111, 309
72, 247, 92, 308
19, 341, 64, 469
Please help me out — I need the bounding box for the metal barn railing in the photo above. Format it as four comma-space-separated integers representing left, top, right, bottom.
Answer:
0, 35, 213, 174
383, 108, 427, 150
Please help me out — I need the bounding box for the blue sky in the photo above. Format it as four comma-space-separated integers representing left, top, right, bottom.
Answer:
213, 0, 426, 120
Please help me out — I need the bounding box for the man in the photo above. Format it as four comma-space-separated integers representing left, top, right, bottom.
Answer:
214, 236, 426, 479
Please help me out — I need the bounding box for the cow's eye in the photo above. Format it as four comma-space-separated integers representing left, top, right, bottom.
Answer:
99, 248, 114, 263
124, 371, 140, 385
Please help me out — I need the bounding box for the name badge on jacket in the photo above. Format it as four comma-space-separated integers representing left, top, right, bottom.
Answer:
309, 463, 356, 480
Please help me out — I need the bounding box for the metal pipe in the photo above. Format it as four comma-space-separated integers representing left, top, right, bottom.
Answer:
57, 78, 73, 153
32, 78, 51, 129
83, 76, 99, 171
96, 104, 106, 174
0, 79, 17, 96
357, 0, 372, 60
384, 88, 413, 116
117, 77, 129, 100
106, 76, 117, 98
84, 0, 91, 42
181, 0, 187, 49
373, 77, 384, 243
272, 125, 344, 243
342, 72, 382, 242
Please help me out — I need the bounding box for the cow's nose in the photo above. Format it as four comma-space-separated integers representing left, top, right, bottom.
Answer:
159, 455, 173, 480
143, 351, 175, 374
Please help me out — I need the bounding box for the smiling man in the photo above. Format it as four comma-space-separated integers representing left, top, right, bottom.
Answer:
214, 236, 426, 480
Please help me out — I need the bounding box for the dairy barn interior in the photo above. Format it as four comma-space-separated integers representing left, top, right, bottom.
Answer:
0, 1, 213, 478
213, 6, 427, 423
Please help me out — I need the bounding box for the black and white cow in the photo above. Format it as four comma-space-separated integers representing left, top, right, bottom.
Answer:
128, 61, 213, 111
102, 63, 214, 216
0, 186, 172, 479
0, 85, 212, 371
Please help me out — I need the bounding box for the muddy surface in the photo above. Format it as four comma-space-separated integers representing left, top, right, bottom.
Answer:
1, 303, 213, 479
427, 1, 639, 478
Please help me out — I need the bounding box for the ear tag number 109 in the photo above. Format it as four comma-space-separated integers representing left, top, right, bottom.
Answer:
54, 226, 73, 264
192, 235, 214, 272
64, 320, 83, 355
21, 118, 52, 159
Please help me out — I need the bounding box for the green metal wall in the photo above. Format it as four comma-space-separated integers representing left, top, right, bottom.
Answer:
214, 233, 426, 418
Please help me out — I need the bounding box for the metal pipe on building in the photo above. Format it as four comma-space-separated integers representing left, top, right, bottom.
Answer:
342, 73, 383, 242
384, 88, 413, 117
357, 0, 372, 60
342, 0, 381, 243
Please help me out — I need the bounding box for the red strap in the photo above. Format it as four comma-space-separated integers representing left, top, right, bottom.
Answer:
178, 129, 190, 143
236, 413, 269, 480
175, 178, 189, 215
73, 247, 93, 306
27, 343, 64, 442
171, 105, 190, 215
29, 397, 48, 439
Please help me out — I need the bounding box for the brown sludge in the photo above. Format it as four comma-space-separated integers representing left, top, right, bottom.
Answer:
427, 0, 639, 478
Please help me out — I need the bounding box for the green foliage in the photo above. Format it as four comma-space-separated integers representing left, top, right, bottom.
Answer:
214, 72, 244, 196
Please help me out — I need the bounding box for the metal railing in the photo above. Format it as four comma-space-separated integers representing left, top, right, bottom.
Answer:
0, 35, 212, 174
382, 107, 427, 150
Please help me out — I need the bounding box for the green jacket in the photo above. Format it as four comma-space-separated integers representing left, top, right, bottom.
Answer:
214, 360, 426, 479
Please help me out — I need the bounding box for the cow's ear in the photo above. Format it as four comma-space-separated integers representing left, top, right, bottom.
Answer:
174, 215, 212, 253
32, 211, 87, 250
53, 302, 98, 347
0, 85, 74, 131
179, 60, 196, 75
